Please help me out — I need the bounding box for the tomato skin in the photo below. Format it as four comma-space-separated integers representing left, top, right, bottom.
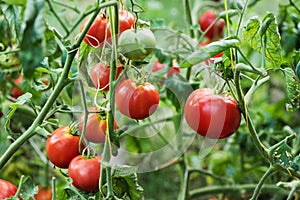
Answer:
91, 62, 123, 91
119, 28, 156, 61
78, 107, 118, 143
11, 74, 23, 99
0, 179, 18, 199
184, 88, 241, 139
116, 79, 160, 120
34, 186, 52, 200
46, 126, 81, 168
199, 10, 225, 40
68, 155, 101, 192
80, 15, 109, 47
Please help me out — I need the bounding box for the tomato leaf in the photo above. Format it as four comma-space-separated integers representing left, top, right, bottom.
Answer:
20, 0, 46, 79
112, 165, 143, 200
5, 93, 32, 134
3, 0, 26, 5
19, 176, 38, 199
243, 13, 282, 68
180, 39, 240, 68
165, 74, 194, 111
281, 67, 300, 112
271, 141, 293, 169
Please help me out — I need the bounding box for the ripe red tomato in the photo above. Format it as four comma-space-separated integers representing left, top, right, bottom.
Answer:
118, 28, 156, 61
78, 107, 118, 143
34, 186, 52, 200
0, 179, 18, 199
184, 88, 241, 139
199, 39, 223, 64
199, 10, 225, 40
81, 10, 135, 47
46, 126, 81, 168
91, 62, 123, 91
11, 74, 23, 99
80, 14, 109, 47
107, 10, 135, 36
115, 79, 160, 120
68, 155, 101, 192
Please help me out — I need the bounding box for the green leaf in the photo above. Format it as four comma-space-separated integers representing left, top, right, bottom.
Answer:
19, 176, 39, 199
281, 67, 300, 112
271, 141, 293, 169
112, 165, 143, 200
165, 74, 193, 111
20, 0, 46, 79
180, 39, 240, 68
243, 13, 282, 68
3, 0, 26, 5
5, 93, 32, 133
2, 5, 23, 42
44, 27, 62, 59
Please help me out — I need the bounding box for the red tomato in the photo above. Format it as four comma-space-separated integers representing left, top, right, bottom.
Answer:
199, 39, 223, 64
46, 126, 81, 168
115, 79, 160, 120
0, 179, 18, 199
199, 10, 225, 40
11, 74, 23, 99
34, 186, 52, 200
80, 14, 109, 47
107, 10, 135, 36
91, 62, 123, 91
68, 155, 101, 192
81, 10, 135, 47
184, 88, 241, 139
78, 107, 118, 143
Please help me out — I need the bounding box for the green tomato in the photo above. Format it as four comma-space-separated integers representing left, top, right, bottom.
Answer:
119, 28, 156, 61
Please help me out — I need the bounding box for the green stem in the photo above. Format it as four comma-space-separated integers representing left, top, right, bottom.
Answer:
51, 177, 56, 200
14, 175, 25, 198
46, 0, 69, 35
0, 1, 117, 170
289, 0, 300, 13
177, 157, 189, 200
244, 76, 270, 103
99, 3, 119, 197
189, 184, 288, 199
287, 187, 296, 200
183, 0, 194, 38
235, 0, 249, 36
234, 70, 270, 162
0, 48, 20, 55
188, 168, 227, 183
250, 166, 276, 200
52, 0, 80, 13
105, 164, 114, 198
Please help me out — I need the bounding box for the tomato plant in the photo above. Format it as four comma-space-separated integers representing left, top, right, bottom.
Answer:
118, 28, 156, 61
78, 107, 118, 143
46, 126, 81, 168
0, 179, 18, 199
199, 10, 225, 40
68, 155, 101, 192
1, 0, 300, 199
90, 62, 123, 91
115, 79, 160, 120
184, 88, 241, 139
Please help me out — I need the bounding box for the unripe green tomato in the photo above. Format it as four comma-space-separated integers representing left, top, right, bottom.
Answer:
118, 28, 156, 61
